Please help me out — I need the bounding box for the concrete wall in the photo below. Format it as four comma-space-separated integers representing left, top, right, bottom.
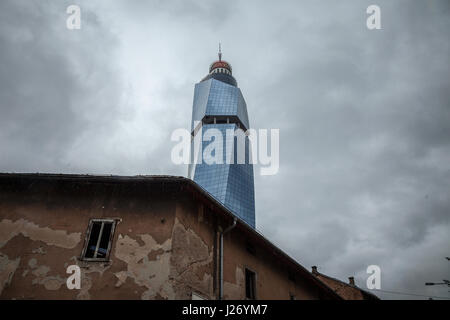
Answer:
0, 176, 330, 300
0, 177, 183, 299
221, 230, 322, 300
174, 193, 327, 300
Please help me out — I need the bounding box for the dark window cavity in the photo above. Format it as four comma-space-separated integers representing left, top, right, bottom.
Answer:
245, 268, 256, 300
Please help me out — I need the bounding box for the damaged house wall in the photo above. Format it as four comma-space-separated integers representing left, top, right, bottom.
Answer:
0, 174, 339, 300
0, 175, 217, 300
173, 189, 334, 300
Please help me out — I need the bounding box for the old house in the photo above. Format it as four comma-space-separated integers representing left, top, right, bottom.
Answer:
311, 266, 379, 300
0, 173, 341, 300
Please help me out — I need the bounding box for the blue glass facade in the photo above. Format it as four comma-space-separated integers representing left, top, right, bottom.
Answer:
191, 78, 249, 132
189, 66, 255, 228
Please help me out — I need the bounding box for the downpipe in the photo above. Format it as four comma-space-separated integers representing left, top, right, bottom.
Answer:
219, 217, 237, 300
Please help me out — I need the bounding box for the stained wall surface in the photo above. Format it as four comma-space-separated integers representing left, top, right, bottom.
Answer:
0, 175, 336, 300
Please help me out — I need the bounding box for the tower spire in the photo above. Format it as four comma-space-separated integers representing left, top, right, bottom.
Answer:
218, 43, 222, 61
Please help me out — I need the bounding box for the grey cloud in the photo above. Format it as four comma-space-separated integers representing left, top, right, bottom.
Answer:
0, 0, 449, 299
0, 0, 124, 172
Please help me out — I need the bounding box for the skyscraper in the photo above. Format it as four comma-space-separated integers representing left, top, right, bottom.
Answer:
188, 47, 255, 228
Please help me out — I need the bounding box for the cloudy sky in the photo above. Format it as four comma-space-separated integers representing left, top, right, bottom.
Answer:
1, 0, 449, 299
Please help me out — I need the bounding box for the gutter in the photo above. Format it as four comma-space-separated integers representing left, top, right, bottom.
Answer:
218, 217, 237, 300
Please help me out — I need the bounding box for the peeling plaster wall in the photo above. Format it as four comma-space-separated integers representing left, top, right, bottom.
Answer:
0, 212, 217, 300
0, 177, 219, 300
113, 233, 173, 299
172, 198, 322, 300
0, 177, 181, 299
0, 218, 83, 298
0, 176, 334, 300
0, 254, 20, 296
170, 215, 214, 300
0, 218, 81, 249
73, 258, 112, 300
220, 227, 323, 300
28, 258, 66, 291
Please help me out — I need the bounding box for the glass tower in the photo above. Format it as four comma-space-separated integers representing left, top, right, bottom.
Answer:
188, 49, 255, 228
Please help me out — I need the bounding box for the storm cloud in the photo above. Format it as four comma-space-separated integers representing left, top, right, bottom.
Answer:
0, 0, 449, 299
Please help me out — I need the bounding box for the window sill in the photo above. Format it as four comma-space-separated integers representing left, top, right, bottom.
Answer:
77, 257, 112, 266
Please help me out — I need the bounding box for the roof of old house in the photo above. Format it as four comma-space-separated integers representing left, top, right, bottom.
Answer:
311, 268, 379, 300
0, 173, 343, 300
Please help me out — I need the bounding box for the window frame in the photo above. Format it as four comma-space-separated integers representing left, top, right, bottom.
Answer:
244, 267, 257, 300
80, 218, 117, 262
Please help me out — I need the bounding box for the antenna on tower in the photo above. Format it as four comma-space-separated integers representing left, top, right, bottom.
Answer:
218, 43, 222, 61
